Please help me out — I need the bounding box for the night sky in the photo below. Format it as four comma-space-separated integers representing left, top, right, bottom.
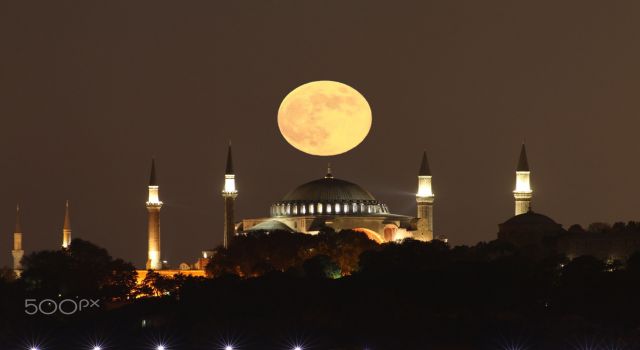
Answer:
2, 1, 640, 268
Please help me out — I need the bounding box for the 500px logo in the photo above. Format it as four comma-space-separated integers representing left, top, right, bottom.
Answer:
25, 298, 100, 315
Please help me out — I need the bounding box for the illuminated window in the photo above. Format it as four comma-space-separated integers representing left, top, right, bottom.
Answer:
344, 203, 349, 213
286, 204, 291, 215
335, 203, 340, 213
309, 204, 315, 214
318, 203, 323, 214
352, 203, 358, 213
326, 204, 332, 213
360, 203, 365, 212
293, 204, 298, 215
301, 205, 306, 215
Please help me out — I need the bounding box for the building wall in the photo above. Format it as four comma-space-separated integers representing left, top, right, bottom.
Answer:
243, 215, 417, 242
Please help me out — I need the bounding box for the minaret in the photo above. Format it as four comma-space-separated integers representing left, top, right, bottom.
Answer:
12, 204, 24, 278
62, 200, 71, 248
415, 151, 434, 241
221, 143, 238, 249
146, 158, 163, 270
513, 143, 532, 215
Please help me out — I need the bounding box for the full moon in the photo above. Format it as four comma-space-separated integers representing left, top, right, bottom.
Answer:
278, 80, 372, 156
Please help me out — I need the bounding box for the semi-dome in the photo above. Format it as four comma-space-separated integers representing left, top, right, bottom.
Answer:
270, 171, 389, 217
283, 177, 376, 202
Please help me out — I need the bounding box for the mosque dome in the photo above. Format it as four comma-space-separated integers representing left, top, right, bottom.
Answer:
497, 210, 565, 247
501, 211, 559, 227
271, 171, 388, 217
283, 177, 376, 202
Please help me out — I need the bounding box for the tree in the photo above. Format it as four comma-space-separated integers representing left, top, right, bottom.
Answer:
587, 222, 611, 234
303, 254, 341, 279
627, 251, 640, 274
568, 224, 586, 234
21, 238, 137, 301
561, 255, 605, 287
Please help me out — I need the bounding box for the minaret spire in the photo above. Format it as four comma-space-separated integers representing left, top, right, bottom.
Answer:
222, 142, 238, 249
62, 200, 71, 248
146, 158, 163, 270
15, 204, 22, 233
12, 204, 24, 277
149, 157, 157, 186
517, 143, 529, 172
225, 141, 234, 174
513, 143, 533, 215
419, 150, 431, 176
415, 150, 435, 241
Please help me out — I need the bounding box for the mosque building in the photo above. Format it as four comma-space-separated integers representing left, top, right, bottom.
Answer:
9, 143, 640, 279
498, 144, 640, 262
238, 150, 436, 243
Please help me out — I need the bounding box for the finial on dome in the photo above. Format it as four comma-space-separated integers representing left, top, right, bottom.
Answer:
325, 163, 333, 178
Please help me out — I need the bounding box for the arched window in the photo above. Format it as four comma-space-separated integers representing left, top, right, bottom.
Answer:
300, 205, 306, 215
309, 203, 315, 214
293, 204, 298, 215
286, 204, 291, 215
360, 203, 366, 212
344, 203, 349, 213
352, 203, 358, 213
318, 203, 323, 214
326, 204, 332, 213
334, 203, 340, 213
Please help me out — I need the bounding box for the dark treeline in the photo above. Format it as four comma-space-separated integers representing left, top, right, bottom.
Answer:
1, 231, 640, 349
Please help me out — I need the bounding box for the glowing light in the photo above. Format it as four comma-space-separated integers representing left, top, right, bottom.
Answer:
225, 346, 234, 350
30, 347, 40, 350
293, 347, 302, 350
156, 346, 165, 350
416, 175, 434, 198
147, 186, 163, 205
514, 171, 532, 193
93, 347, 102, 350
278, 80, 372, 156
223, 174, 237, 194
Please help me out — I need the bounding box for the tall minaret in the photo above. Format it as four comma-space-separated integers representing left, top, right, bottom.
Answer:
415, 151, 434, 241
146, 158, 163, 270
513, 143, 532, 215
221, 143, 238, 249
62, 200, 71, 248
12, 204, 24, 277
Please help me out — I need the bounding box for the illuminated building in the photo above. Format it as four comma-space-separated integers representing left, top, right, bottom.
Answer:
513, 144, 532, 215
499, 143, 640, 261
146, 158, 163, 270
221, 143, 238, 249
62, 200, 72, 248
12, 204, 24, 278
240, 152, 438, 243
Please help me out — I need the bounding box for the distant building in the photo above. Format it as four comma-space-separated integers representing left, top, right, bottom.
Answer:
498, 144, 640, 262
239, 150, 438, 243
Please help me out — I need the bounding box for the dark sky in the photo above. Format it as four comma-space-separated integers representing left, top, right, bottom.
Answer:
2, 0, 640, 268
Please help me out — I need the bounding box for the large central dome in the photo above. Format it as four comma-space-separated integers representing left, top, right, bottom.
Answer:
270, 171, 388, 217
283, 176, 376, 202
